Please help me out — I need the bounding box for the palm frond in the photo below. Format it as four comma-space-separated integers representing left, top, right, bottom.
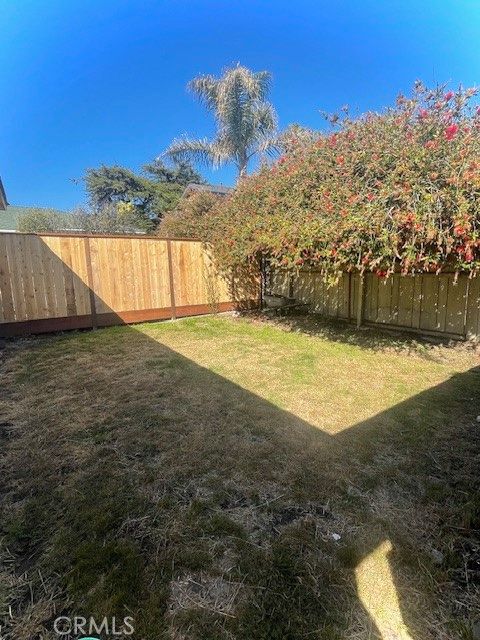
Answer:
226, 65, 271, 101
253, 102, 278, 135
164, 137, 229, 170
188, 75, 219, 112
255, 133, 282, 163
252, 70, 272, 101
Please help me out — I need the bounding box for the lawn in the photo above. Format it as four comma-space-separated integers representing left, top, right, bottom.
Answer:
1, 314, 479, 639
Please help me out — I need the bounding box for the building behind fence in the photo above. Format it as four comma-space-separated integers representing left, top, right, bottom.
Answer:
270, 269, 480, 339
0, 232, 259, 337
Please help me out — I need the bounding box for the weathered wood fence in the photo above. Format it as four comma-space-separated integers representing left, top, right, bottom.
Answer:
0, 232, 259, 337
270, 269, 480, 339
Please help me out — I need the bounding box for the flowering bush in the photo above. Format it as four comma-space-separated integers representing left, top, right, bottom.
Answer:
206, 83, 480, 279
157, 190, 221, 238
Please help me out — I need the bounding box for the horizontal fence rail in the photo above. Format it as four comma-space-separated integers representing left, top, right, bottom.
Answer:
0, 233, 259, 337
270, 269, 480, 339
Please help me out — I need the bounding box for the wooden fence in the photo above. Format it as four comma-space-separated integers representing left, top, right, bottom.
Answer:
0, 232, 259, 337
270, 269, 480, 339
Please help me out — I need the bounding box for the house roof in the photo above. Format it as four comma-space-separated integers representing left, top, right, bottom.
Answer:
0, 205, 75, 232
182, 183, 233, 197
0, 177, 7, 210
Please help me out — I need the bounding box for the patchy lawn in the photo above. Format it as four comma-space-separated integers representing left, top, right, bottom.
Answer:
1, 314, 479, 639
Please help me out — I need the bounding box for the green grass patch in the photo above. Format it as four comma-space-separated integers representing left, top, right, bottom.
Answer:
1, 314, 479, 639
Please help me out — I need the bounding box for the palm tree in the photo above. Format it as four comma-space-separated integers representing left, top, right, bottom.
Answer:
164, 64, 279, 180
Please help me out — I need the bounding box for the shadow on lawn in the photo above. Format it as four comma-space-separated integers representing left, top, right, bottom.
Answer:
1, 247, 479, 639
258, 310, 466, 355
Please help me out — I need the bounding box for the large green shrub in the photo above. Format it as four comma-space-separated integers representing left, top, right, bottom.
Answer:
207, 83, 480, 279
16, 208, 71, 232
157, 190, 221, 238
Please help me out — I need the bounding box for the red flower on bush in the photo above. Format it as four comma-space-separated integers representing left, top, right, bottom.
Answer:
444, 124, 459, 140
444, 91, 454, 101
405, 212, 414, 222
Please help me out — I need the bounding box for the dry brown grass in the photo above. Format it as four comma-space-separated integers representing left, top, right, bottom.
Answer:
0, 314, 479, 639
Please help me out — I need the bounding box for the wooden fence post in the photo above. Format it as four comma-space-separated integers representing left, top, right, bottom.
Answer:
166, 239, 177, 320
463, 277, 471, 338
84, 237, 98, 329
348, 272, 352, 322
357, 274, 365, 328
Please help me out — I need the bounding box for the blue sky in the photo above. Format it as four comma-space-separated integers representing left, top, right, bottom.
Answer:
1, 0, 479, 210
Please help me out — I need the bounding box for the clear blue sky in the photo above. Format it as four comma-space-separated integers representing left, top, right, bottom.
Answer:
1, 0, 479, 210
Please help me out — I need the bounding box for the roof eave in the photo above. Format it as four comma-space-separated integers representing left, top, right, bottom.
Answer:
0, 178, 8, 210
182, 182, 233, 198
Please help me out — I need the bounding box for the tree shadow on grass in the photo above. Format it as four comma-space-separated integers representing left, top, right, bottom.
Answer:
0, 246, 479, 639
257, 310, 472, 357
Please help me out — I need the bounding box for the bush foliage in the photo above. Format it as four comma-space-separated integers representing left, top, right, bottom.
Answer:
17, 203, 154, 234
16, 208, 72, 233
207, 83, 480, 279
157, 190, 221, 238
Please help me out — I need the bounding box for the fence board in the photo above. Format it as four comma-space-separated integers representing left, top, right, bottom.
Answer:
340, 274, 350, 319
313, 276, 324, 314
6, 235, 27, 321
0, 234, 15, 322
437, 275, 449, 333
397, 276, 414, 328
466, 276, 480, 337
170, 240, 231, 309
445, 275, 467, 335
42, 236, 70, 318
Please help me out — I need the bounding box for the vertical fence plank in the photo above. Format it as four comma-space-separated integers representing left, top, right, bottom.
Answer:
166, 239, 177, 319
0, 234, 15, 322
357, 275, 365, 328
398, 276, 414, 327
411, 276, 423, 329
390, 275, 400, 325
367, 274, 378, 323
29, 235, 49, 319
84, 237, 97, 328
437, 275, 449, 333
462, 277, 471, 337
445, 275, 467, 335
466, 276, 480, 337
6, 236, 26, 321
376, 277, 392, 324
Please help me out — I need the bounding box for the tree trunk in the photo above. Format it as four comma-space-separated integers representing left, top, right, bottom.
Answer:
237, 157, 248, 180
